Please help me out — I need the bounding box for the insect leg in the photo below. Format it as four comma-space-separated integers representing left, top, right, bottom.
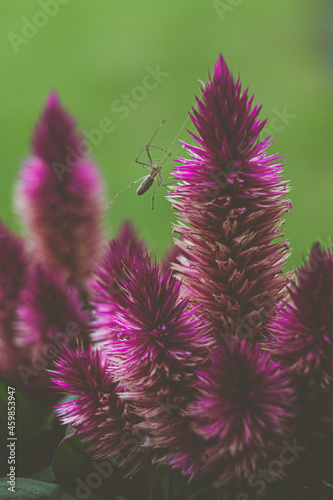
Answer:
135, 160, 152, 170
106, 175, 146, 209
147, 112, 188, 148
147, 145, 168, 154
160, 143, 179, 167
151, 178, 157, 210
135, 112, 187, 165
145, 144, 153, 165
158, 172, 178, 188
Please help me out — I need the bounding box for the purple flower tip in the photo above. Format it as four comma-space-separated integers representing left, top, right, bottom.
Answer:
46, 91, 58, 108
32, 92, 82, 166
90, 221, 148, 343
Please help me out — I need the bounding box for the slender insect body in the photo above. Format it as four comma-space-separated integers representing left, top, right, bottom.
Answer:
137, 174, 154, 196
137, 162, 162, 196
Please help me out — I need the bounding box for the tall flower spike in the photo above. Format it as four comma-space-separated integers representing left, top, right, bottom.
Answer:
264, 243, 333, 439
89, 221, 148, 345
15, 262, 89, 355
169, 55, 291, 344
50, 344, 149, 473
189, 340, 296, 486
15, 92, 104, 286
0, 221, 28, 378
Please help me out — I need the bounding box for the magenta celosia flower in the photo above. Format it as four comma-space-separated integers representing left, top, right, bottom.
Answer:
103, 259, 213, 399
15, 262, 89, 354
188, 340, 296, 486
89, 221, 148, 344
96, 257, 214, 480
0, 221, 28, 377
15, 92, 104, 286
169, 55, 291, 345
264, 243, 333, 439
50, 344, 149, 473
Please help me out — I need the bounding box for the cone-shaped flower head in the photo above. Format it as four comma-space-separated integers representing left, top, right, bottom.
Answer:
0, 221, 28, 376
89, 221, 148, 344
15, 92, 104, 285
169, 55, 291, 344
265, 243, 333, 439
104, 259, 213, 398
101, 258, 214, 479
189, 340, 296, 486
15, 262, 89, 355
51, 344, 148, 471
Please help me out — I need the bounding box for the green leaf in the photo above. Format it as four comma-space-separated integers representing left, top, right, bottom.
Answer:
146, 464, 161, 499
0, 380, 54, 476
30, 465, 57, 483
161, 467, 170, 500
0, 478, 62, 499
170, 469, 188, 497
52, 426, 91, 484
0, 477, 113, 500
0, 380, 49, 443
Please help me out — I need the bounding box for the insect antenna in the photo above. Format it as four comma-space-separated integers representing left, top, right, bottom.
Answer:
106, 175, 146, 209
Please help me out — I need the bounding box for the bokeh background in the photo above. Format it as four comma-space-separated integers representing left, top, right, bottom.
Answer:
1, 0, 332, 271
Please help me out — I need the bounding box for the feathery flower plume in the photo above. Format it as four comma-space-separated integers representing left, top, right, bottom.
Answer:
15, 92, 104, 286
169, 55, 291, 344
51, 344, 149, 473
99, 258, 213, 478
265, 243, 333, 439
90, 221, 148, 344
104, 259, 213, 397
15, 262, 89, 355
189, 340, 296, 486
0, 221, 28, 378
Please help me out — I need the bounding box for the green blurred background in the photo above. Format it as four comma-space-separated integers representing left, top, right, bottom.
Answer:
1, 0, 332, 271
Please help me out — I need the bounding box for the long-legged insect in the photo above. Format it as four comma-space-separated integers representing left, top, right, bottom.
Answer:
107, 112, 187, 210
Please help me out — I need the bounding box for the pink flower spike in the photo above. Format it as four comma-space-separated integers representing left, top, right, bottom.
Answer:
15, 92, 105, 286
168, 55, 292, 344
